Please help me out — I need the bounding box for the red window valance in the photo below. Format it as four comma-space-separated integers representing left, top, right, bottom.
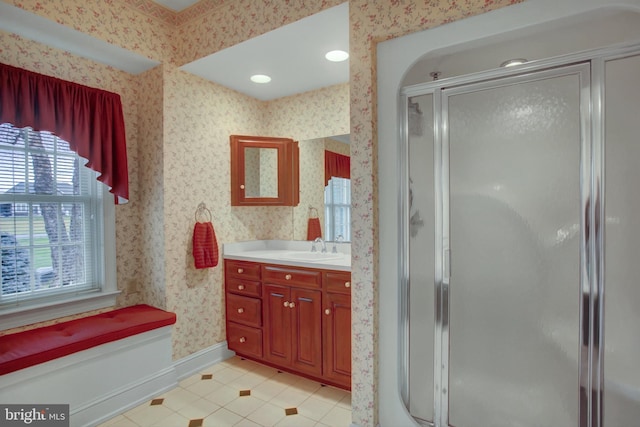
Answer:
0, 63, 129, 203
325, 150, 350, 186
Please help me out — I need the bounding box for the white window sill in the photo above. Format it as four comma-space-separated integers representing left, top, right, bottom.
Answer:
0, 290, 121, 331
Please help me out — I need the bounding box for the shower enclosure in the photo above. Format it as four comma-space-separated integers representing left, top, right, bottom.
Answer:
377, 1, 640, 426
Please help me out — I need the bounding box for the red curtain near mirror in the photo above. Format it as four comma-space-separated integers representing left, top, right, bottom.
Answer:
324, 150, 350, 186
0, 63, 129, 203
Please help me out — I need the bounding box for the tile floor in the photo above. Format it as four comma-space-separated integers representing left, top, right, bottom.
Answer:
98, 356, 352, 427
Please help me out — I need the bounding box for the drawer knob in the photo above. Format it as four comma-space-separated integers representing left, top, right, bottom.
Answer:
289, 301, 296, 308
240, 184, 245, 190
238, 284, 245, 290
283, 301, 290, 308
239, 337, 246, 343
345, 281, 351, 288
237, 268, 244, 274
237, 308, 244, 314
285, 274, 292, 280
325, 308, 331, 315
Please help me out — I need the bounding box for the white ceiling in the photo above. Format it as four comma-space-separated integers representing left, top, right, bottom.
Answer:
179, 3, 349, 100
0, 1, 349, 101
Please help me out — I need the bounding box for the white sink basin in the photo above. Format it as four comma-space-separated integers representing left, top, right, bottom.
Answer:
276, 251, 344, 262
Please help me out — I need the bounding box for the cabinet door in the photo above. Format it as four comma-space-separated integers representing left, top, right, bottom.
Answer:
264, 284, 292, 365
291, 287, 323, 377
230, 135, 299, 206
323, 292, 351, 388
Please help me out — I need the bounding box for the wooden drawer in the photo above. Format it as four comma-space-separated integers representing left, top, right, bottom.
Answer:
225, 260, 261, 280
325, 271, 352, 295
226, 293, 262, 327
227, 322, 262, 359
226, 277, 261, 297
263, 264, 322, 288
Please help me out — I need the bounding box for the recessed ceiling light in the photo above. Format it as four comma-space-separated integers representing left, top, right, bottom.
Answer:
250, 74, 271, 83
500, 58, 528, 68
325, 50, 349, 62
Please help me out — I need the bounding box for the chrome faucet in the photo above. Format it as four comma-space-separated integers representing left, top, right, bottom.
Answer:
311, 237, 327, 253
332, 235, 344, 253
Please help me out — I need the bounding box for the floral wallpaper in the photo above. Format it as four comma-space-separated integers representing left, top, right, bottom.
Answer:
137, 64, 166, 309
0, 0, 173, 63
0, 0, 525, 425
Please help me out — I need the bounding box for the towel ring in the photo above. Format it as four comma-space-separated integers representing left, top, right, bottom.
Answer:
195, 202, 212, 222
308, 206, 319, 218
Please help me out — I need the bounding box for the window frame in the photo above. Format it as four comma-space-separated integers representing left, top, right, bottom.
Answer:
0, 128, 119, 330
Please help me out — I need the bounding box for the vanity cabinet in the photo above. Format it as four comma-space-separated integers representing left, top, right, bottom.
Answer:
230, 135, 300, 206
224, 259, 351, 389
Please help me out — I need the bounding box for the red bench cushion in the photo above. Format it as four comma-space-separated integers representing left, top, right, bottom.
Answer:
0, 304, 176, 375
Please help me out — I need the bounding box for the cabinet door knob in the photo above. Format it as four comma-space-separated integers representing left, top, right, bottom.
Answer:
289, 301, 295, 308
240, 184, 245, 189
237, 268, 244, 274
345, 281, 351, 288
325, 308, 331, 315
237, 308, 244, 314
285, 274, 292, 280
239, 337, 246, 343
238, 284, 245, 290
283, 301, 290, 308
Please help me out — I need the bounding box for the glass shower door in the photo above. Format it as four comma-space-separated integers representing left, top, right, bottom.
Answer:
407, 93, 435, 423
603, 53, 640, 427
446, 68, 585, 427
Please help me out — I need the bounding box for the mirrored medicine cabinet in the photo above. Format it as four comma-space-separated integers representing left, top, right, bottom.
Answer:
230, 135, 300, 206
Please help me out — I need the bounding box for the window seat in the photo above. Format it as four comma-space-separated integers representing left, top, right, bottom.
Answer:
0, 304, 178, 427
0, 304, 176, 375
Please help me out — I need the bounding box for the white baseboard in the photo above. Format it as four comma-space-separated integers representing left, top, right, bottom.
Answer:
174, 341, 235, 381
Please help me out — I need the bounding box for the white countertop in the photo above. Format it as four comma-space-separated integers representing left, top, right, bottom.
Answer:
223, 240, 351, 272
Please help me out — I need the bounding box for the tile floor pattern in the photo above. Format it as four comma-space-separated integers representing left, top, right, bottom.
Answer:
98, 356, 351, 427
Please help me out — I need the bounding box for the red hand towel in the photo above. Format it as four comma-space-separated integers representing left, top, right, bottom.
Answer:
192, 222, 219, 269
307, 217, 322, 241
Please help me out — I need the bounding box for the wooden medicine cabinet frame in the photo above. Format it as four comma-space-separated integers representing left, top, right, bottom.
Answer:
230, 135, 300, 206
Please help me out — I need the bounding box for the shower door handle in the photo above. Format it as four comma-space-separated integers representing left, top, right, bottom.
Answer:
444, 249, 451, 279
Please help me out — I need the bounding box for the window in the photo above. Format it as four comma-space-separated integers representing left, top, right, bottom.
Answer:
324, 177, 351, 242
0, 124, 117, 328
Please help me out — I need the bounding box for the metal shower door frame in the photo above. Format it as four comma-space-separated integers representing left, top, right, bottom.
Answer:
396, 43, 640, 426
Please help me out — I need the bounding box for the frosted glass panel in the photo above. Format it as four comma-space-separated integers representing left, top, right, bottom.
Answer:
604, 54, 640, 426
408, 94, 435, 422
448, 75, 581, 427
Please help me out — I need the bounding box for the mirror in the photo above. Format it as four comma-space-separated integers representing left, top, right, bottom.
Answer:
244, 147, 278, 198
230, 135, 299, 206
293, 134, 350, 242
